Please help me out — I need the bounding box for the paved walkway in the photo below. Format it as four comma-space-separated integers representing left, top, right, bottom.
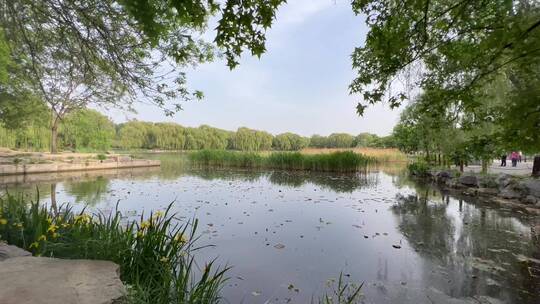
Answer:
462, 160, 534, 176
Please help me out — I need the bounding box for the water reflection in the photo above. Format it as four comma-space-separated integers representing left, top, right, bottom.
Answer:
392, 192, 540, 303
63, 176, 110, 206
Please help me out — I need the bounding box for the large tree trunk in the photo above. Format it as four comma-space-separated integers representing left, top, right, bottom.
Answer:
50, 110, 60, 153
533, 156, 540, 177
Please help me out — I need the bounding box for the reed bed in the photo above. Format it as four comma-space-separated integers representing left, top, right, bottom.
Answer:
300, 147, 408, 163
188, 150, 375, 172
0, 194, 227, 304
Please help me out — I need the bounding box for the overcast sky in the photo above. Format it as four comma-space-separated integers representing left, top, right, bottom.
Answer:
105, 0, 404, 137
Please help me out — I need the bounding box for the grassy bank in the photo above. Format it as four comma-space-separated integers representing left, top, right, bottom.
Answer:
0, 195, 226, 304
188, 150, 375, 172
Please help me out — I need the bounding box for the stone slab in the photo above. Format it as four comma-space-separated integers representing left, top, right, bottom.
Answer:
0, 243, 31, 261
0, 257, 125, 304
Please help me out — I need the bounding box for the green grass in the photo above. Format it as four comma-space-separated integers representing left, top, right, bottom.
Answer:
188, 150, 375, 172
0, 194, 227, 304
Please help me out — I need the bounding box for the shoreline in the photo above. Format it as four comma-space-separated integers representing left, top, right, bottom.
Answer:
411, 170, 540, 216
0, 158, 160, 176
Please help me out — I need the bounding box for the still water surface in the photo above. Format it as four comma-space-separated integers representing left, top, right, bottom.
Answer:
1, 154, 539, 304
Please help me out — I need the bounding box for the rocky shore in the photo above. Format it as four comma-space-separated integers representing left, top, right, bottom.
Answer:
413, 170, 540, 214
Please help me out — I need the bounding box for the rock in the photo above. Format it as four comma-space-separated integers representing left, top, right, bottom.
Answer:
0, 256, 125, 304
495, 174, 513, 190
477, 188, 499, 196
523, 195, 538, 205
0, 243, 31, 261
478, 176, 497, 188
459, 175, 478, 187
519, 179, 540, 198
500, 187, 522, 199
436, 171, 453, 183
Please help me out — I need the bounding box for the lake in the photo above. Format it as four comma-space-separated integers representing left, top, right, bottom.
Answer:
1, 153, 539, 304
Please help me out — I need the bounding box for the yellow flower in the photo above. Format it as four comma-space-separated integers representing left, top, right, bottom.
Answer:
140, 221, 151, 230
0, 218, 7, 225
136, 231, 144, 238
74, 214, 92, 225
174, 234, 188, 244
160, 257, 169, 263
61, 223, 70, 228
14, 223, 23, 229
152, 211, 165, 219
29, 242, 39, 249
46, 217, 52, 224
47, 224, 58, 233
37, 235, 47, 242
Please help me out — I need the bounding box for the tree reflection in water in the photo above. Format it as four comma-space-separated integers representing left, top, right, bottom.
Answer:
392, 190, 540, 303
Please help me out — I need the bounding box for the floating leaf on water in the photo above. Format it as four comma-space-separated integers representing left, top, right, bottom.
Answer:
274, 243, 285, 249
392, 245, 401, 249
251, 291, 261, 296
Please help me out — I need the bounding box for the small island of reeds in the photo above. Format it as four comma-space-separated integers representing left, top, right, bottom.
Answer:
187, 150, 375, 172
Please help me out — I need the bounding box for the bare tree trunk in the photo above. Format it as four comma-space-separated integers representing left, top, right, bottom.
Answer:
459, 160, 464, 173
533, 156, 540, 177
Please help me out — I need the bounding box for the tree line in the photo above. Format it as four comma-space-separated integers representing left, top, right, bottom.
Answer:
0, 108, 396, 152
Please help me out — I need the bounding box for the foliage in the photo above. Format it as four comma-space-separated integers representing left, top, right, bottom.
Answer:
231, 127, 273, 151
0, 195, 227, 304
350, 0, 540, 114
407, 161, 431, 177
188, 150, 375, 172
272, 133, 310, 151
61, 109, 116, 151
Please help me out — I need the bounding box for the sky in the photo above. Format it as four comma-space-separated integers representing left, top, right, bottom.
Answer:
105, 0, 404, 137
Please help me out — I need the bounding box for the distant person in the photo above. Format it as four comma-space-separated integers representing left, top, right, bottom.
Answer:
500, 154, 507, 167
518, 151, 522, 163
511, 151, 518, 167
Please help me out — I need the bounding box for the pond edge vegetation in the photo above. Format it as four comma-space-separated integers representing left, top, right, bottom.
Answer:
0, 193, 364, 304
188, 150, 376, 173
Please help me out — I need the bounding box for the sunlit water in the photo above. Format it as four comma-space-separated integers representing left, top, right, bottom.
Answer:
1, 153, 539, 304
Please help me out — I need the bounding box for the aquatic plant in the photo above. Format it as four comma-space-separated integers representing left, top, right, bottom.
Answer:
314, 273, 363, 304
0, 194, 227, 304
188, 150, 375, 172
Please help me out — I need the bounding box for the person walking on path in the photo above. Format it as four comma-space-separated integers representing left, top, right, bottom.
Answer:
501, 154, 507, 167
511, 151, 518, 167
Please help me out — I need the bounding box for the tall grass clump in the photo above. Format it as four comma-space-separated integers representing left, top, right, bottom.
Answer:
188, 149, 265, 168
188, 150, 375, 172
313, 273, 363, 304
0, 194, 227, 304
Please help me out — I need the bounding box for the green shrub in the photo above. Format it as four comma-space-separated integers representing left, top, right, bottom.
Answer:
407, 161, 431, 176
